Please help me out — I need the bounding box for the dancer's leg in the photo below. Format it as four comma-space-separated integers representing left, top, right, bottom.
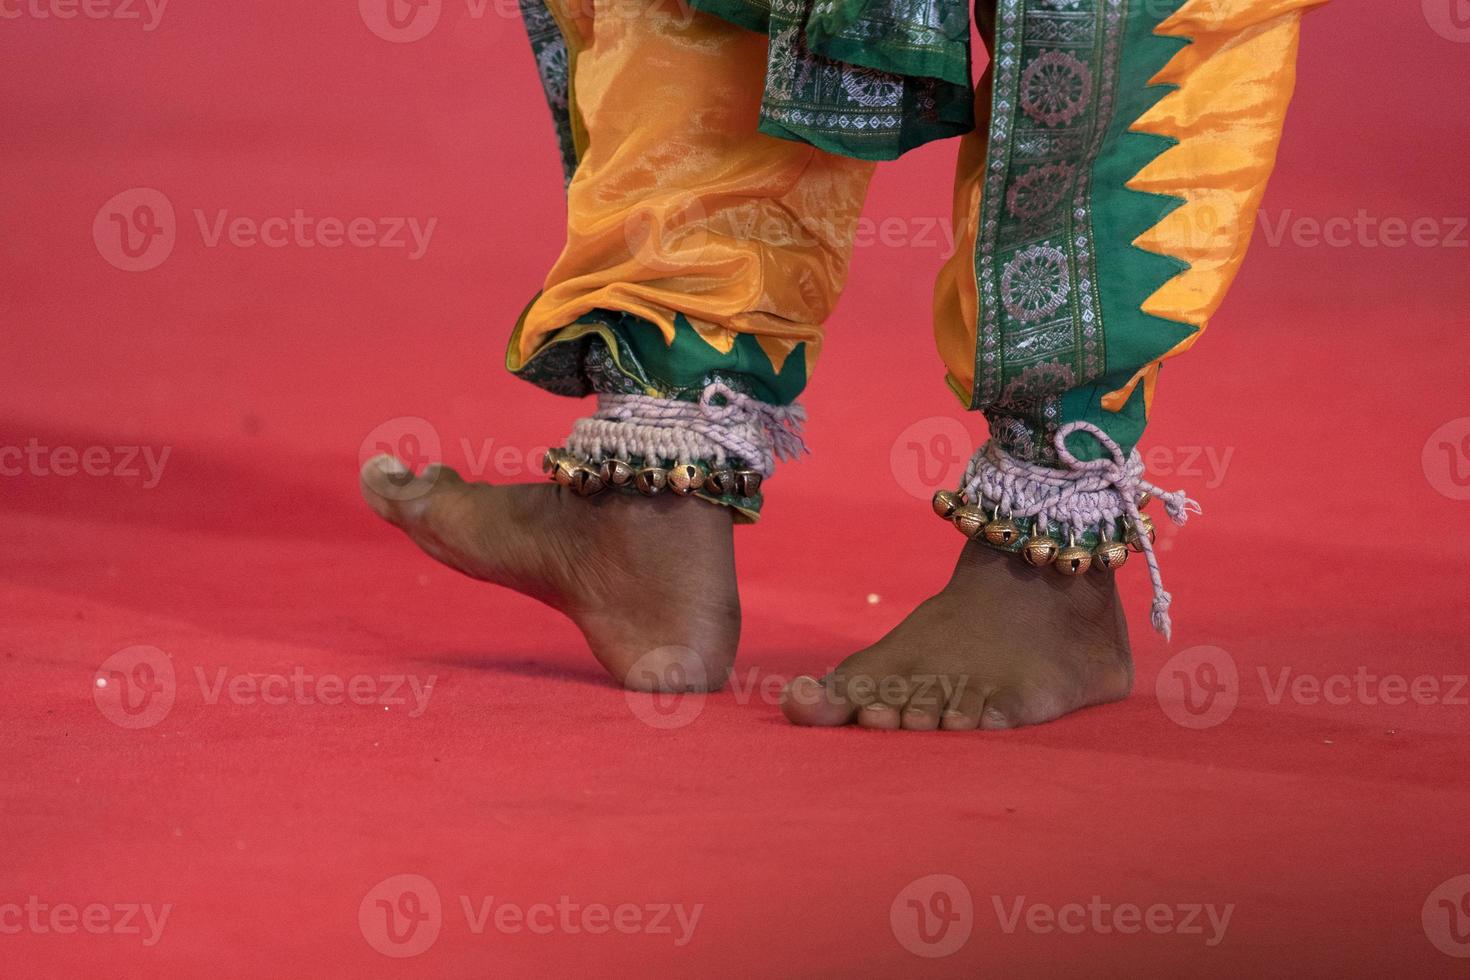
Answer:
786, 0, 1327, 729
363, 0, 874, 691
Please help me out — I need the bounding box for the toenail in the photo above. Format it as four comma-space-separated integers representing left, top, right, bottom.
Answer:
784, 676, 820, 706
862, 702, 889, 712
374, 455, 408, 475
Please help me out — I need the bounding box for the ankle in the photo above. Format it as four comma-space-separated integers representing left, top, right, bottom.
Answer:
950, 539, 1124, 630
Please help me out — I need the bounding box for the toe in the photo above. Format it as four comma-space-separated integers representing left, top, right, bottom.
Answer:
855, 674, 908, 731
780, 675, 857, 727
940, 685, 986, 732
420, 462, 464, 487
858, 701, 902, 730
899, 674, 948, 731
980, 690, 1024, 730
359, 454, 447, 525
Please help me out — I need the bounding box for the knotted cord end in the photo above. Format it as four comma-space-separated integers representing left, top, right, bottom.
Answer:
954, 420, 1201, 640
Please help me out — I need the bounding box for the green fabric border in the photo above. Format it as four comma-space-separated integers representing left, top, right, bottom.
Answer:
809, 36, 968, 89
690, 0, 974, 161
1066, 0, 1197, 462
757, 90, 972, 162
508, 304, 808, 406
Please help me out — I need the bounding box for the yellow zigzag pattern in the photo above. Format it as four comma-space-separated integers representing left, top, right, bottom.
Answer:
1103, 0, 1328, 414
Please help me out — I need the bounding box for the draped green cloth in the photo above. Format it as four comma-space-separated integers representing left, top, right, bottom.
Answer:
692, 0, 975, 159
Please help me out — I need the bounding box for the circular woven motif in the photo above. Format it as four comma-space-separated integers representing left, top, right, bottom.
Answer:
1020, 50, 1092, 128
1001, 245, 1069, 323
1006, 161, 1076, 222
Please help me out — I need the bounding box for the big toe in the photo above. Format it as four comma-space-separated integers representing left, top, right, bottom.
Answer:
781, 675, 858, 727
359, 455, 452, 526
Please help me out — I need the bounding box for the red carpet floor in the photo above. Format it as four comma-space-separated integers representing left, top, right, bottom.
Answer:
4, 1, 1469, 975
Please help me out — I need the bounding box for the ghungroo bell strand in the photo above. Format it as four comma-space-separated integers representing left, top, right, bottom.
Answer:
545, 380, 802, 505
933, 421, 1201, 639
543, 447, 763, 500
935, 490, 1148, 574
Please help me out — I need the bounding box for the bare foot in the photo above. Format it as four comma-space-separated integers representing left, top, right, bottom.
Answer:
780, 540, 1133, 730
359, 455, 740, 692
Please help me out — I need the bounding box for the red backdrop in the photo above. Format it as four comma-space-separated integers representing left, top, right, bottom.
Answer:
3, 0, 1469, 976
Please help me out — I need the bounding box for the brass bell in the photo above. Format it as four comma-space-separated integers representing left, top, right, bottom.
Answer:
667, 462, 707, 495
983, 517, 1021, 549
599, 458, 635, 487
541, 448, 564, 474
1093, 538, 1129, 570
634, 466, 668, 495
1022, 534, 1061, 567
732, 470, 763, 497
952, 505, 986, 539
1055, 544, 1092, 575
1125, 514, 1156, 553
569, 465, 606, 497
1137, 491, 1153, 509
552, 456, 579, 487
704, 468, 738, 496
932, 490, 962, 519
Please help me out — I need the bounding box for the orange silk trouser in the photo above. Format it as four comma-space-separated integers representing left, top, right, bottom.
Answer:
512, 0, 1325, 464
